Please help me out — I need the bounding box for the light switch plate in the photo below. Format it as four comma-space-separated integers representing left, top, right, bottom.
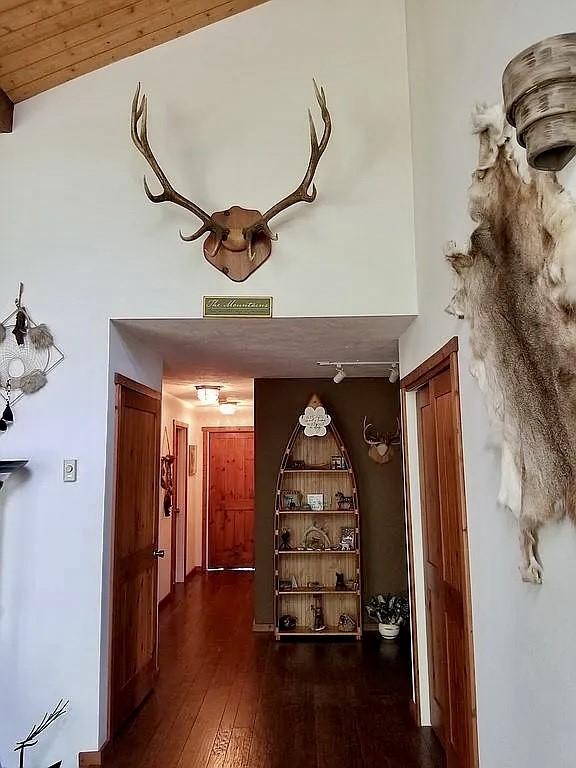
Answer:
63, 459, 77, 482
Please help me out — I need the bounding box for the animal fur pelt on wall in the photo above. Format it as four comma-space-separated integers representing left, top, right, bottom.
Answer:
447, 103, 576, 584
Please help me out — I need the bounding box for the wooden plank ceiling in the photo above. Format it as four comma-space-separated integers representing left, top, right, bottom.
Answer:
0, 0, 268, 103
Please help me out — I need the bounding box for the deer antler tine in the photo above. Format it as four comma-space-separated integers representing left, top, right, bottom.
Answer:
242, 80, 332, 244
179, 223, 210, 242
312, 78, 325, 110
308, 109, 319, 152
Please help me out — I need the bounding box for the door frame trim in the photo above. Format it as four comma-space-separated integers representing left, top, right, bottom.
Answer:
172, 419, 189, 588
202, 426, 254, 570
400, 337, 478, 766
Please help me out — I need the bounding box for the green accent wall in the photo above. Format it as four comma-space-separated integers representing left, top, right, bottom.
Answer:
254, 378, 407, 625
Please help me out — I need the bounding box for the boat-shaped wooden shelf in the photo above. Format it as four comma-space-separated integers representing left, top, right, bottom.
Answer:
274, 395, 362, 640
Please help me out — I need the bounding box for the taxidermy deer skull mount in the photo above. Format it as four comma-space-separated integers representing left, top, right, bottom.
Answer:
130, 81, 332, 282
363, 417, 401, 464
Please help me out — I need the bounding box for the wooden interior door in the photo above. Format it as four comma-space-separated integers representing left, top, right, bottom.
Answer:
416, 365, 475, 767
173, 421, 188, 584
111, 375, 161, 736
205, 428, 254, 568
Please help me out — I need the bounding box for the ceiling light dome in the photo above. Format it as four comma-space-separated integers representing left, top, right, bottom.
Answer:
196, 385, 221, 404
219, 401, 238, 415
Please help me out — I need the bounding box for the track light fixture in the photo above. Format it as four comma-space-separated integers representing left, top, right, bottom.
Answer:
317, 360, 399, 384
333, 366, 347, 384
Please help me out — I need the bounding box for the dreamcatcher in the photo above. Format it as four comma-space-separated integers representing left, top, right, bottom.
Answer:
0, 283, 64, 433
161, 426, 175, 516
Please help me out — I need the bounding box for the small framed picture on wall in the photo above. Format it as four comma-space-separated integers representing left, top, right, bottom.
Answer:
188, 445, 197, 476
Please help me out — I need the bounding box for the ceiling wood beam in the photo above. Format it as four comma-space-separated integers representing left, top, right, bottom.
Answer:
0, 0, 269, 103
0, 89, 14, 132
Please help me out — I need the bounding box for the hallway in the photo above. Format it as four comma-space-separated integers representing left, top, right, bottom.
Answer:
105, 572, 444, 768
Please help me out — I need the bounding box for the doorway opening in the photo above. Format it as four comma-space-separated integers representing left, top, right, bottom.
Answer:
94, 316, 452, 768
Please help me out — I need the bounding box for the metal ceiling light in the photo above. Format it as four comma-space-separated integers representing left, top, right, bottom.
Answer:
195, 385, 221, 404
388, 364, 399, 384
333, 366, 347, 384
219, 401, 238, 415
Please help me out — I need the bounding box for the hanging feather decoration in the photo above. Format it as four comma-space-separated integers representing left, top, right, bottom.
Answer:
0, 419, 7, 432
12, 307, 27, 345
3, 403, 13, 423
0, 324, 5, 344
29, 323, 54, 350
17, 370, 48, 395
12, 282, 27, 346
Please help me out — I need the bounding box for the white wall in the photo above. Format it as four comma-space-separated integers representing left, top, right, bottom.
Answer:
400, 3, 576, 766
3, 3, 413, 758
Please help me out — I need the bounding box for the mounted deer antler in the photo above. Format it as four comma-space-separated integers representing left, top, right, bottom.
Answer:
131, 84, 227, 259
242, 79, 332, 261
363, 416, 401, 465
130, 80, 332, 282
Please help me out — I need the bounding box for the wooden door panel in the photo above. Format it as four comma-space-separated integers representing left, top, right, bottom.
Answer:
207, 430, 254, 568
111, 379, 160, 735
418, 394, 442, 569
416, 362, 475, 767
434, 385, 462, 591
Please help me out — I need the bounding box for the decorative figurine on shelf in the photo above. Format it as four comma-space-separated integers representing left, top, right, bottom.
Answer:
310, 596, 326, 631
307, 581, 323, 591
335, 491, 354, 510
302, 521, 331, 550
339, 527, 355, 551
335, 571, 347, 591
338, 614, 357, 633
280, 527, 292, 551
279, 614, 297, 630
291, 575, 299, 589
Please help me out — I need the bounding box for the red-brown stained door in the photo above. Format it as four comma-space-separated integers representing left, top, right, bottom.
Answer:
207, 429, 254, 568
111, 377, 161, 735
417, 367, 475, 767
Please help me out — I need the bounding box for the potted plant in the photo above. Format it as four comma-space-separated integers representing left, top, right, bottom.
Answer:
365, 593, 409, 640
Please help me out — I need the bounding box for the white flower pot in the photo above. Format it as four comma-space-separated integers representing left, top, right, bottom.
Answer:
378, 622, 400, 640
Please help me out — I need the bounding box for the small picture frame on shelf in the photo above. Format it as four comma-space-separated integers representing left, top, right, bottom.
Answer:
281, 490, 302, 510
279, 579, 292, 591
307, 493, 324, 511
330, 455, 347, 470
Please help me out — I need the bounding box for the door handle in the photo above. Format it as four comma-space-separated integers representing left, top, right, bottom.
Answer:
153, 549, 165, 558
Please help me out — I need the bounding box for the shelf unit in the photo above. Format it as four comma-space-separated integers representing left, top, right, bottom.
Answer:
274, 394, 361, 640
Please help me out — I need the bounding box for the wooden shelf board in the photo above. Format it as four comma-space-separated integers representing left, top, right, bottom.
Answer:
277, 589, 360, 595
276, 549, 359, 555
277, 508, 357, 514
281, 469, 352, 474
276, 626, 360, 637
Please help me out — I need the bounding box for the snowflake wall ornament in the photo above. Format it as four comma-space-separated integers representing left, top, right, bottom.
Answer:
0, 283, 64, 433
299, 405, 332, 437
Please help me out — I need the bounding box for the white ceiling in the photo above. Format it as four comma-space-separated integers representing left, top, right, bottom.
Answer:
116, 316, 414, 405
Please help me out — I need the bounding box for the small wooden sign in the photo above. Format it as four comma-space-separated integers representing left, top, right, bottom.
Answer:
203, 296, 273, 318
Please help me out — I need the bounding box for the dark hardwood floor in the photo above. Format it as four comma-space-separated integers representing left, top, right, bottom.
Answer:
105, 572, 445, 768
